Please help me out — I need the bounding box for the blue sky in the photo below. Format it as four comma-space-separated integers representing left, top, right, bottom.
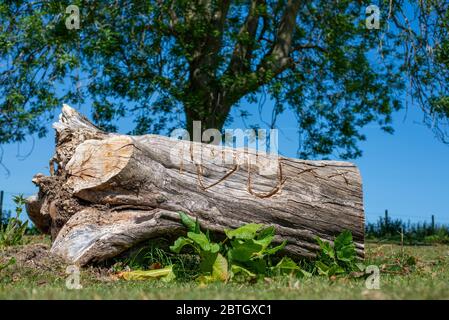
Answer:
1, 98, 449, 225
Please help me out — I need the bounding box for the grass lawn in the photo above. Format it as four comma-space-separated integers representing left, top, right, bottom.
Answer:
1, 236, 449, 299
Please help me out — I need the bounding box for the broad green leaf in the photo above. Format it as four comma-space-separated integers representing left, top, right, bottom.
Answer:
187, 232, 210, 251
257, 226, 275, 240
170, 237, 194, 253
118, 266, 174, 281
161, 268, 177, 283
199, 251, 218, 273
229, 239, 263, 262
264, 240, 287, 255
224, 223, 263, 240
212, 253, 229, 282
209, 242, 220, 253
253, 235, 274, 249
244, 258, 267, 274
334, 230, 353, 252
336, 244, 356, 263
179, 211, 197, 232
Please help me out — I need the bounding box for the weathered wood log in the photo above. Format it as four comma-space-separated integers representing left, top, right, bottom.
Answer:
26, 105, 365, 265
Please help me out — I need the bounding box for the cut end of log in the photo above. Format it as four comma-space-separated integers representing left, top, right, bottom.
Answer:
66, 136, 134, 192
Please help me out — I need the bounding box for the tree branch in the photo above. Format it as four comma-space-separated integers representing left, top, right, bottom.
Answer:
257, 0, 301, 76
223, 0, 302, 107
228, 0, 266, 75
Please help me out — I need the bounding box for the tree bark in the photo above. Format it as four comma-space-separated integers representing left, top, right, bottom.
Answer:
26, 105, 365, 266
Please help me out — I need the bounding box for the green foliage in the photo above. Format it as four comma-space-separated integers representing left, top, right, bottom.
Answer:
114, 215, 363, 284
171, 212, 291, 283
314, 230, 363, 277
366, 215, 449, 244
0, 195, 28, 248
170, 213, 227, 283
170, 212, 360, 283
225, 224, 287, 279
2, 0, 435, 159
430, 96, 449, 120
224, 223, 263, 240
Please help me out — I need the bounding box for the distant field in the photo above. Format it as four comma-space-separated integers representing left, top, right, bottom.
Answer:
1, 236, 448, 300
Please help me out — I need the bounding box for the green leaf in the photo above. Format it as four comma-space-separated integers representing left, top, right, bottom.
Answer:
244, 258, 267, 274
179, 212, 197, 232
253, 235, 274, 250
336, 244, 356, 263
334, 230, 353, 252
199, 251, 218, 273
334, 231, 356, 263
197, 275, 215, 284
229, 239, 263, 262
212, 253, 229, 282
161, 269, 177, 283
257, 226, 275, 240
264, 240, 287, 255
299, 269, 313, 278
209, 242, 220, 254
169, 236, 194, 254
224, 223, 263, 240
187, 232, 211, 251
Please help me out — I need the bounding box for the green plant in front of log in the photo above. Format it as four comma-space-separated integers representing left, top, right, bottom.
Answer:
224, 224, 303, 281
170, 212, 295, 283
170, 212, 227, 283
0, 195, 28, 248
117, 212, 362, 283
314, 230, 364, 277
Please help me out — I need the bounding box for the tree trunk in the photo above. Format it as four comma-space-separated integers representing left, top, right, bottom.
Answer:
26, 104, 365, 266
183, 94, 230, 137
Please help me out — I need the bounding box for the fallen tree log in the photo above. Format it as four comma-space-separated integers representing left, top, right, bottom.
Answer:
26, 105, 365, 266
